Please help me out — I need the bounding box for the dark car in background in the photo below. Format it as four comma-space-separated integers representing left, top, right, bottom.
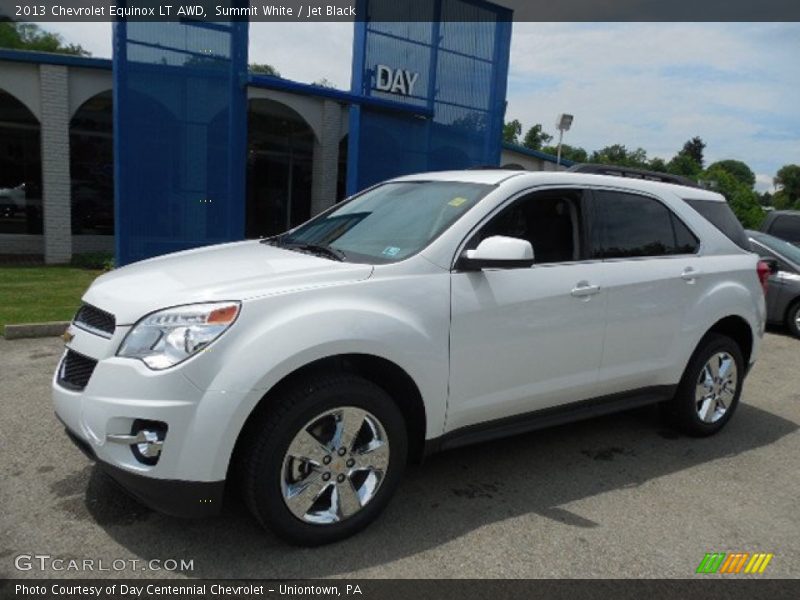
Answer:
761, 210, 800, 247
748, 230, 800, 338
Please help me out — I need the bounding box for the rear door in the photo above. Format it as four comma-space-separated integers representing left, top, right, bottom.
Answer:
587, 189, 703, 394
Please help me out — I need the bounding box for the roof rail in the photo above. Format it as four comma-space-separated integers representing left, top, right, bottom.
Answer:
467, 164, 526, 171
568, 163, 700, 188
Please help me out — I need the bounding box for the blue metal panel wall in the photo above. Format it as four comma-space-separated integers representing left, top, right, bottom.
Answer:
348, 0, 512, 194
113, 18, 248, 265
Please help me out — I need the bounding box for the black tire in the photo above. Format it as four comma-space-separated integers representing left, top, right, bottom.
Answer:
786, 300, 800, 339
665, 333, 745, 437
239, 373, 407, 546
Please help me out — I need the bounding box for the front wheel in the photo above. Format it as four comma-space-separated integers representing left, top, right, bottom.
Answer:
665, 333, 745, 437
240, 374, 407, 546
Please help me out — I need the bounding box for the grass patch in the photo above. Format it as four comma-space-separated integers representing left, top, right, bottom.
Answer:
0, 266, 102, 330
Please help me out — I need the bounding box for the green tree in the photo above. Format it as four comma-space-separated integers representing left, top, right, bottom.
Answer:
648, 157, 668, 172
503, 119, 522, 144
312, 78, 337, 88
773, 164, 800, 210
589, 144, 649, 169
667, 153, 702, 179
707, 160, 756, 189
522, 123, 553, 150
680, 136, 706, 168
700, 164, 765, 229
249, 63, 281, 77
0, 23, 89, 56
542, 144, 588, 163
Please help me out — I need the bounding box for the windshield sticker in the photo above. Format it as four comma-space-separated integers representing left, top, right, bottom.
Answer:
448, 197, 468, 207
382, 246, 401, 257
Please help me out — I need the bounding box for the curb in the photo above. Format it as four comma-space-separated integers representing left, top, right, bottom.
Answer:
4, 321, 70, 340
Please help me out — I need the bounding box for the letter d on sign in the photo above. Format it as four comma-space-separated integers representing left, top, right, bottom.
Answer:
375, 65, 393, 91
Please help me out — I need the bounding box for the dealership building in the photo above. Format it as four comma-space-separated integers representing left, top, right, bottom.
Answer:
0, 3, 570, 265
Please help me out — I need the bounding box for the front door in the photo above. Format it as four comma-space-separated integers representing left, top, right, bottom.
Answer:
447, 188, 607, 432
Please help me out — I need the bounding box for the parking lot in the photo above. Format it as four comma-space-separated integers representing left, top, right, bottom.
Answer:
1, 332, 798, 579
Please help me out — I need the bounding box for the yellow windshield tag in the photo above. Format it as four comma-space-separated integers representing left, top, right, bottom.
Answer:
448, 197, 468, 207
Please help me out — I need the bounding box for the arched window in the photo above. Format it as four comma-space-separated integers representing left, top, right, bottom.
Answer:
0, 89, 42, 235
70, 91, 113, 235
246, 98, 315, 238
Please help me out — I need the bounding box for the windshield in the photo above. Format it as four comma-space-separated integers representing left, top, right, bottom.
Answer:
751, 232, 800, 266
277, 181, 492, 263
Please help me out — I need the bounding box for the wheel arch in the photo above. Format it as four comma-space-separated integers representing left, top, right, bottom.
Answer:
703, 315, 754, 366
230, 353, 428, 478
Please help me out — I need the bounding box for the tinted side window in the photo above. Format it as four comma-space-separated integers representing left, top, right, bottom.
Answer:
469, 189, 584, 264
684, 198, 750, 250
769, 215, 800, 243
590, 191, 698, 259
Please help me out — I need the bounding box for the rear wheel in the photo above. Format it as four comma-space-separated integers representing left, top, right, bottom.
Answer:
239, 373, 407, 546
786, 300, 800, 338
666, 333, 745, 437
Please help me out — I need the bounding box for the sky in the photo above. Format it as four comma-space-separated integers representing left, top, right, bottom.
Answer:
45, 22, 800, 192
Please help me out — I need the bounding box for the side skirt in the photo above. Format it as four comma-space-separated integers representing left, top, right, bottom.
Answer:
425, 384, 677, 456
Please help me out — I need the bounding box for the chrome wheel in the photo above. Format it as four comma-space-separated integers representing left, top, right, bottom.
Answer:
695, 351, 738, 423
280, 406, 390, 524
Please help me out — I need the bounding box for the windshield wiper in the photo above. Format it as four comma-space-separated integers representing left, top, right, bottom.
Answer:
259, 234, 285, 246
283, 242, 346, 262
260, 235, 346, 262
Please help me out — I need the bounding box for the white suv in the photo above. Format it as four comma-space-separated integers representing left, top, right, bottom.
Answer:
53, 169, 768, 545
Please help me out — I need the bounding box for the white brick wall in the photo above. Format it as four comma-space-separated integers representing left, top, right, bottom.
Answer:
39, 64, 72, 264
311, 100, 343, 216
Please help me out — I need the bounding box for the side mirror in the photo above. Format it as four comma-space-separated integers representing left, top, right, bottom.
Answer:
760, 257, 779, 275
457, 235, 535, 271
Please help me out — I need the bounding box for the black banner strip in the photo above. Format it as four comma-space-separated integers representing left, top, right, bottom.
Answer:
1, 0, 800, 22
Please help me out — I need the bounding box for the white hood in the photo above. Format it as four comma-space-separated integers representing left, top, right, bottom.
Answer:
83, 240, 373, 325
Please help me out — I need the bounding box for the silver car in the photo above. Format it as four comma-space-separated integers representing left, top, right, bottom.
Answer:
748, 230, 800, 338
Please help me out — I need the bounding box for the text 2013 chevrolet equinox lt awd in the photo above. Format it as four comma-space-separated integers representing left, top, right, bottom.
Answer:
54, 169, 770, 545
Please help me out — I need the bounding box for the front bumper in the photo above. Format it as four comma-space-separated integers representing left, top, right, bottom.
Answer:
60, 420, 224, 518
52, 322, 259, 502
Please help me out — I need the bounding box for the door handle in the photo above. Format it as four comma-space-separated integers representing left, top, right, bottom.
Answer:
570, 281, 601, 298
681, 267, 701, 283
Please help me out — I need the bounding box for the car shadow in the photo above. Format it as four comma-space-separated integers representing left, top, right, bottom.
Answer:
766, 323, 798, 340
77, 402, 797, 578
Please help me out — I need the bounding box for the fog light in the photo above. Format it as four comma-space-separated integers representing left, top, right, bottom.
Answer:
106, 419, 167, 466
131, 420, 167, 465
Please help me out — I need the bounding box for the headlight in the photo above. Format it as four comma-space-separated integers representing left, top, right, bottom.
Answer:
117, 302, 241, 370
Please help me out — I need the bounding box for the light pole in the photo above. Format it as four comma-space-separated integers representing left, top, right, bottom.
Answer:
555, 113, 574, 167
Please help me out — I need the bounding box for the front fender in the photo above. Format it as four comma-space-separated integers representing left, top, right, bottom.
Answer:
178, 274, 451, 479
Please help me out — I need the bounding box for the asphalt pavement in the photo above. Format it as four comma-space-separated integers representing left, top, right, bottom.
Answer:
1, 332, 798, 579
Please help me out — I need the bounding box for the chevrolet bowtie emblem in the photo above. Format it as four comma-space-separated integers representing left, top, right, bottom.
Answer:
62, 330, 74, 343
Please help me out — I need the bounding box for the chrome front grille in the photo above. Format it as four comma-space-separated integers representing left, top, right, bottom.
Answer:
74, 303, 115, 337
57, 349, 98, 391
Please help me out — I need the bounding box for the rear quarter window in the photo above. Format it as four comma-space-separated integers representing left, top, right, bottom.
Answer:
683, 199, 750, 250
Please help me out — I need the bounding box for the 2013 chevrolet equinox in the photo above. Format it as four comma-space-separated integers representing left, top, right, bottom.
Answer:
54, 169, 769, 546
